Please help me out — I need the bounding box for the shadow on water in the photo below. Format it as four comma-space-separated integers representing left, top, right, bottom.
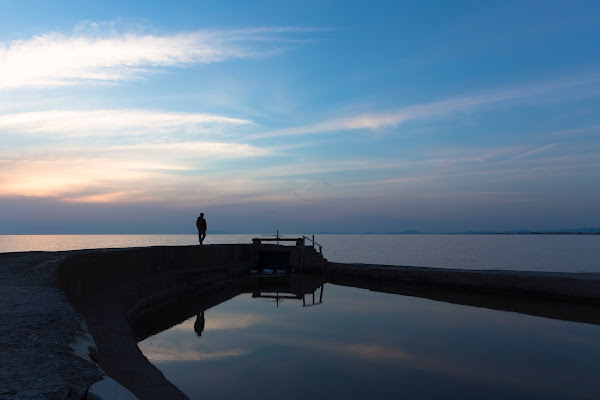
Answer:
326, 272, 600, 327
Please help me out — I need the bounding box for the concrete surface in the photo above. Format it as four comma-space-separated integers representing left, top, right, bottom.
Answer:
0, 252, 105, 400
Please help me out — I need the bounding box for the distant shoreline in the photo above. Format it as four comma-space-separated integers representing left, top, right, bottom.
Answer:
315, 231, 600, 235
470, 231, 599, 235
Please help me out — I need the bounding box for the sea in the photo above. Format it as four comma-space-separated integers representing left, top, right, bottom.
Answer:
0, 233, 598, 273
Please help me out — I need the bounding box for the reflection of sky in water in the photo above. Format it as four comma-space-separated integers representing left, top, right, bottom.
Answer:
139, 284, 600, 400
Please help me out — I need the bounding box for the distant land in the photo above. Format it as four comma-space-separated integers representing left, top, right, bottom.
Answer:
313, 228, 600, 235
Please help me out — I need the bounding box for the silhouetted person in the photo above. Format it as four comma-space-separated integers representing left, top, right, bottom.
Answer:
196, 213, 207, 245
194, 312, 205, 337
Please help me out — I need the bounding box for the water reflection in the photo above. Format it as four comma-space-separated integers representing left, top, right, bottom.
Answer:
193, 312, 204, 336
138, 274, 600, 400
133, 271, 326, 342
249, 271, 324, 307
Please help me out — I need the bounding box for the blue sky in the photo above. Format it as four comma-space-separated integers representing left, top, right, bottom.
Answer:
1, 0, 599, 233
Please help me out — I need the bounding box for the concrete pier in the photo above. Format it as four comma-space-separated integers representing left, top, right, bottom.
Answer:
1, 244, 600, 399
325, 262, 600, 303
325, 262, 600, 326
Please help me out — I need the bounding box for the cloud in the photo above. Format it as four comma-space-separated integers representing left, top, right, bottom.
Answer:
2, 138, 588, 206
0, 105, 273, 204
0, 109, 252, 138
336, 177, 419, 186
248, 95, 511, 139
551, 125, 600, 136
244, 159, 421, 179
250, 75, 600, 139
4, 141, 269, 163
0, 25, 320, 89
516, 144, 556, 159
0, 140, 273, 202
109, 141, 266, 157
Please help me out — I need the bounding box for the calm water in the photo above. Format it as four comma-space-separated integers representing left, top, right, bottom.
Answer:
0, 233, 598, 272
139, 282, 600, 400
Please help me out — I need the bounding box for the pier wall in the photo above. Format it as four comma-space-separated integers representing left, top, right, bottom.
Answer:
58, 244, 257, 300
326, 262, 600, 303
54, 243, 324, 400
56, 245, 259, 400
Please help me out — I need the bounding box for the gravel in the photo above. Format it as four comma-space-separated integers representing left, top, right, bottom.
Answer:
0, 252, 103, 400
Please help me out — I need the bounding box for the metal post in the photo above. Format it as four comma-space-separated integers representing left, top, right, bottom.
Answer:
300, 236, 305, 306
312, 235, 315, 248
300, 236, 305, 274
320, 247, 324, 273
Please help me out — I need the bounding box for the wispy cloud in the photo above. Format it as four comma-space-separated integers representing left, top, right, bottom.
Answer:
4, 141, 270, 161
0, 140, 273, 202
0, 25, 320, 89
423, 191, 527, 199
336, 177, 419, 186
550, 125, 600, 136
250, 75, 600, 139
0, 109, 252, 138
516, 144, 556, 159
249, 99, 478, 139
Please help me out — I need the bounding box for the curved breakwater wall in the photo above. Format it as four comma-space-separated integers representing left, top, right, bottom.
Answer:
55, 243, 321, 400
58, 244, 257, 300
57, 245, 260, 400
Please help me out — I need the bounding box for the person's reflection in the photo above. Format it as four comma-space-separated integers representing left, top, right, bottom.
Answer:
194, 312, 205, 337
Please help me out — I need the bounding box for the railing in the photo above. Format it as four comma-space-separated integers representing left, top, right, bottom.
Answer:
300, 235, 325, 274
300, 235, 325, 307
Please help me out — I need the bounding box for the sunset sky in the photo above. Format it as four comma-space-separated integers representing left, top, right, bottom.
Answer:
1, 1, 599, 233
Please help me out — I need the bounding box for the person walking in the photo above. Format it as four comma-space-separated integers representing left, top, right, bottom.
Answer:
196, 213, 207, 245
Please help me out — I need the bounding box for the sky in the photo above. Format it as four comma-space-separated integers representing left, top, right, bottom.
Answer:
1, 0, 599, 234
